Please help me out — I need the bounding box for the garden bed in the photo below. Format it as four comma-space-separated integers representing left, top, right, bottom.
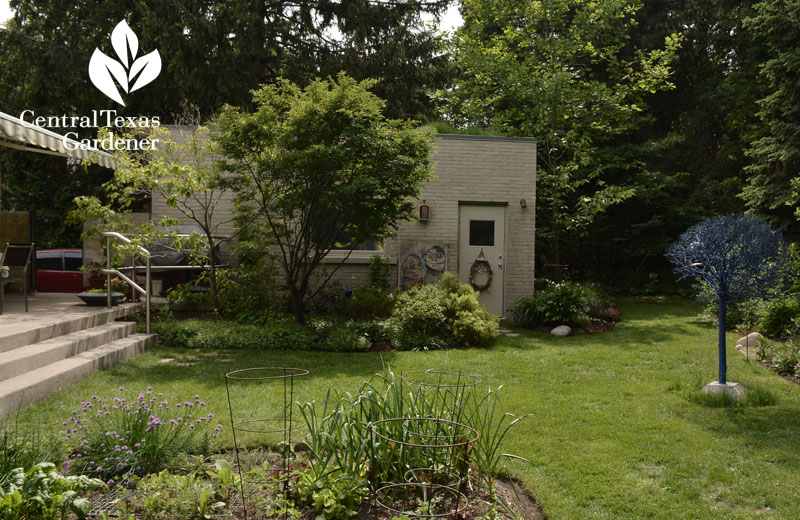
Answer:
82, 453, 545, 520
761, 360, 800, 387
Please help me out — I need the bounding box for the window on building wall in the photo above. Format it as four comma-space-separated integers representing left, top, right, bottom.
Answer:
313, 210, 383, 252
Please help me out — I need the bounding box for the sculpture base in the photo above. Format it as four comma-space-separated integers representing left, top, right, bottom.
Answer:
702, 381, 747, 400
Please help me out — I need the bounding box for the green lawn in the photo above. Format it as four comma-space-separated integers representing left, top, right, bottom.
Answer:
15, 299, 800, 519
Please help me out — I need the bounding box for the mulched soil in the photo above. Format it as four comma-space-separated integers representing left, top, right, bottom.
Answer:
528, 302, 621, 336
760, 360, 800, 387
83, 475, 544, 520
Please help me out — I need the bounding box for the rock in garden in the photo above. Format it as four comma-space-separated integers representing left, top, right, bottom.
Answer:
735, 332, 763, 350
551, 325, 572, 337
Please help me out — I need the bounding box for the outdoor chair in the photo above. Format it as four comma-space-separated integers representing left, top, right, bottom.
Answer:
0, 242, 34, 315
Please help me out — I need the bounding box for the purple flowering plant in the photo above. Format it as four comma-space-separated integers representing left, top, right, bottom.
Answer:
63, 386, 222, 483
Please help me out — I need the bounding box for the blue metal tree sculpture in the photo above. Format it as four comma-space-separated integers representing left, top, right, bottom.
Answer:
667, 214, 786, 384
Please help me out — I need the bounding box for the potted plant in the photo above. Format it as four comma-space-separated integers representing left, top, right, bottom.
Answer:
76, 288, 125, 306
84, 262, 106, 290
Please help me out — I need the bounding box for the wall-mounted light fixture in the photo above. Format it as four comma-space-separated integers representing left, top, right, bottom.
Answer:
520, 199, 527, 208
418, 200, 431, 221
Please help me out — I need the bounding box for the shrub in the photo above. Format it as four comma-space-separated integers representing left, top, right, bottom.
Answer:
0, 463, 106, 520
343, 286, 394, 320
757, 295, 800, 338
306, 281, 349, 315
390, 273, 499, 347
154, 318, 378, 352
308, 319, 372, 352
347, 320, 392, 344
511, 281, 593, 328
216, 263, 282, 324
63, 387, 222, 484
154, 320, 316, 350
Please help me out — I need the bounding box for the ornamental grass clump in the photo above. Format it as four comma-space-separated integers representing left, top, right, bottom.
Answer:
63, 387, 222, 484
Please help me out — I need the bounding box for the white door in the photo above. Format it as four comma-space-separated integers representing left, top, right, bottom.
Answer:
458, 204, 506, 316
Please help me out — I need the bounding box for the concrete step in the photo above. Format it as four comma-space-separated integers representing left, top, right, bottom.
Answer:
0, 333, 157, 417
0, 322, 136, 382
0, 304, 140, 353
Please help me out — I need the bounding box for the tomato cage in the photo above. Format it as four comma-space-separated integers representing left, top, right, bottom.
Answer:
224, 367, 309, 520
370, 417, 479, 518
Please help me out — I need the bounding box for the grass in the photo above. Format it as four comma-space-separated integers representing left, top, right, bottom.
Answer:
13, 299, 800, 519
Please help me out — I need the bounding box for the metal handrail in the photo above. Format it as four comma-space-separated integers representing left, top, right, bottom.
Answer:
100, 232, 151, 334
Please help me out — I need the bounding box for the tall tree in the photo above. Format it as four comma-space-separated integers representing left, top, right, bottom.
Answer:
566, 0, 768, 283
215, 74, 433, 324
741, 0, 800, 239
1, 0, 452, 120
0, 0, 452, 247
444, 0, 679, 266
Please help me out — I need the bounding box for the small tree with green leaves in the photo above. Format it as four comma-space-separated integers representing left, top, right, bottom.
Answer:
71, 124, 235, 310
215, 73, 433, 324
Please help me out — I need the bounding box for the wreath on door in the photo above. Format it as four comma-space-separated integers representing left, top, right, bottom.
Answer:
469, 249, 493, 291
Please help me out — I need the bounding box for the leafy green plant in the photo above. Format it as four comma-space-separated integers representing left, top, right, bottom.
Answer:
215, 262, 281, 323
465, 387, 530, 512
511, 281, 594, 328
154, 319, 316, 350
310, 319, 376, 352
1, 424, 65, 486
63, 387, 222, 483
166, 283, 213, 306
117, 470, 227, 520
391, 273, 498, 347
771, 346, 799, 375
758, 295, 800, 338
0, 462, 106, 520
344, 286, 395, 320
369, 255, 393, 289
296, 467, 368, 520
298, 368, 525, 515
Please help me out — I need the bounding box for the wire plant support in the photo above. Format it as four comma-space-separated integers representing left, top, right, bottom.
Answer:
369, 370, 482, 519
224, 367, 309, 520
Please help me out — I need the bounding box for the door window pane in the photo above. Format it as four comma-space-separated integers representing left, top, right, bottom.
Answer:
64, 253, 83, 271
469, 220, 495, 246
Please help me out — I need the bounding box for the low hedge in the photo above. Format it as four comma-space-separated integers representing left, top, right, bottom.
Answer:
152, 319, 374, 352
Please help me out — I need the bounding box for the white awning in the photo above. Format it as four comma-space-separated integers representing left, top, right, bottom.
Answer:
0, 111, 117, 169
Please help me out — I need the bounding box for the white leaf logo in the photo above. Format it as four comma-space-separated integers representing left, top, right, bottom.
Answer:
89, 20, 161, 106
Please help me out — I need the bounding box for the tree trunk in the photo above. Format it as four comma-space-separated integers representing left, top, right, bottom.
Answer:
206, 235, 220, 313
718, 294, 727, 384
288, 282, 306, 325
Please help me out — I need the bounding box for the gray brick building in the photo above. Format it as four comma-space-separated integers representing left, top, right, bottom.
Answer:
150, 132, 536, 316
